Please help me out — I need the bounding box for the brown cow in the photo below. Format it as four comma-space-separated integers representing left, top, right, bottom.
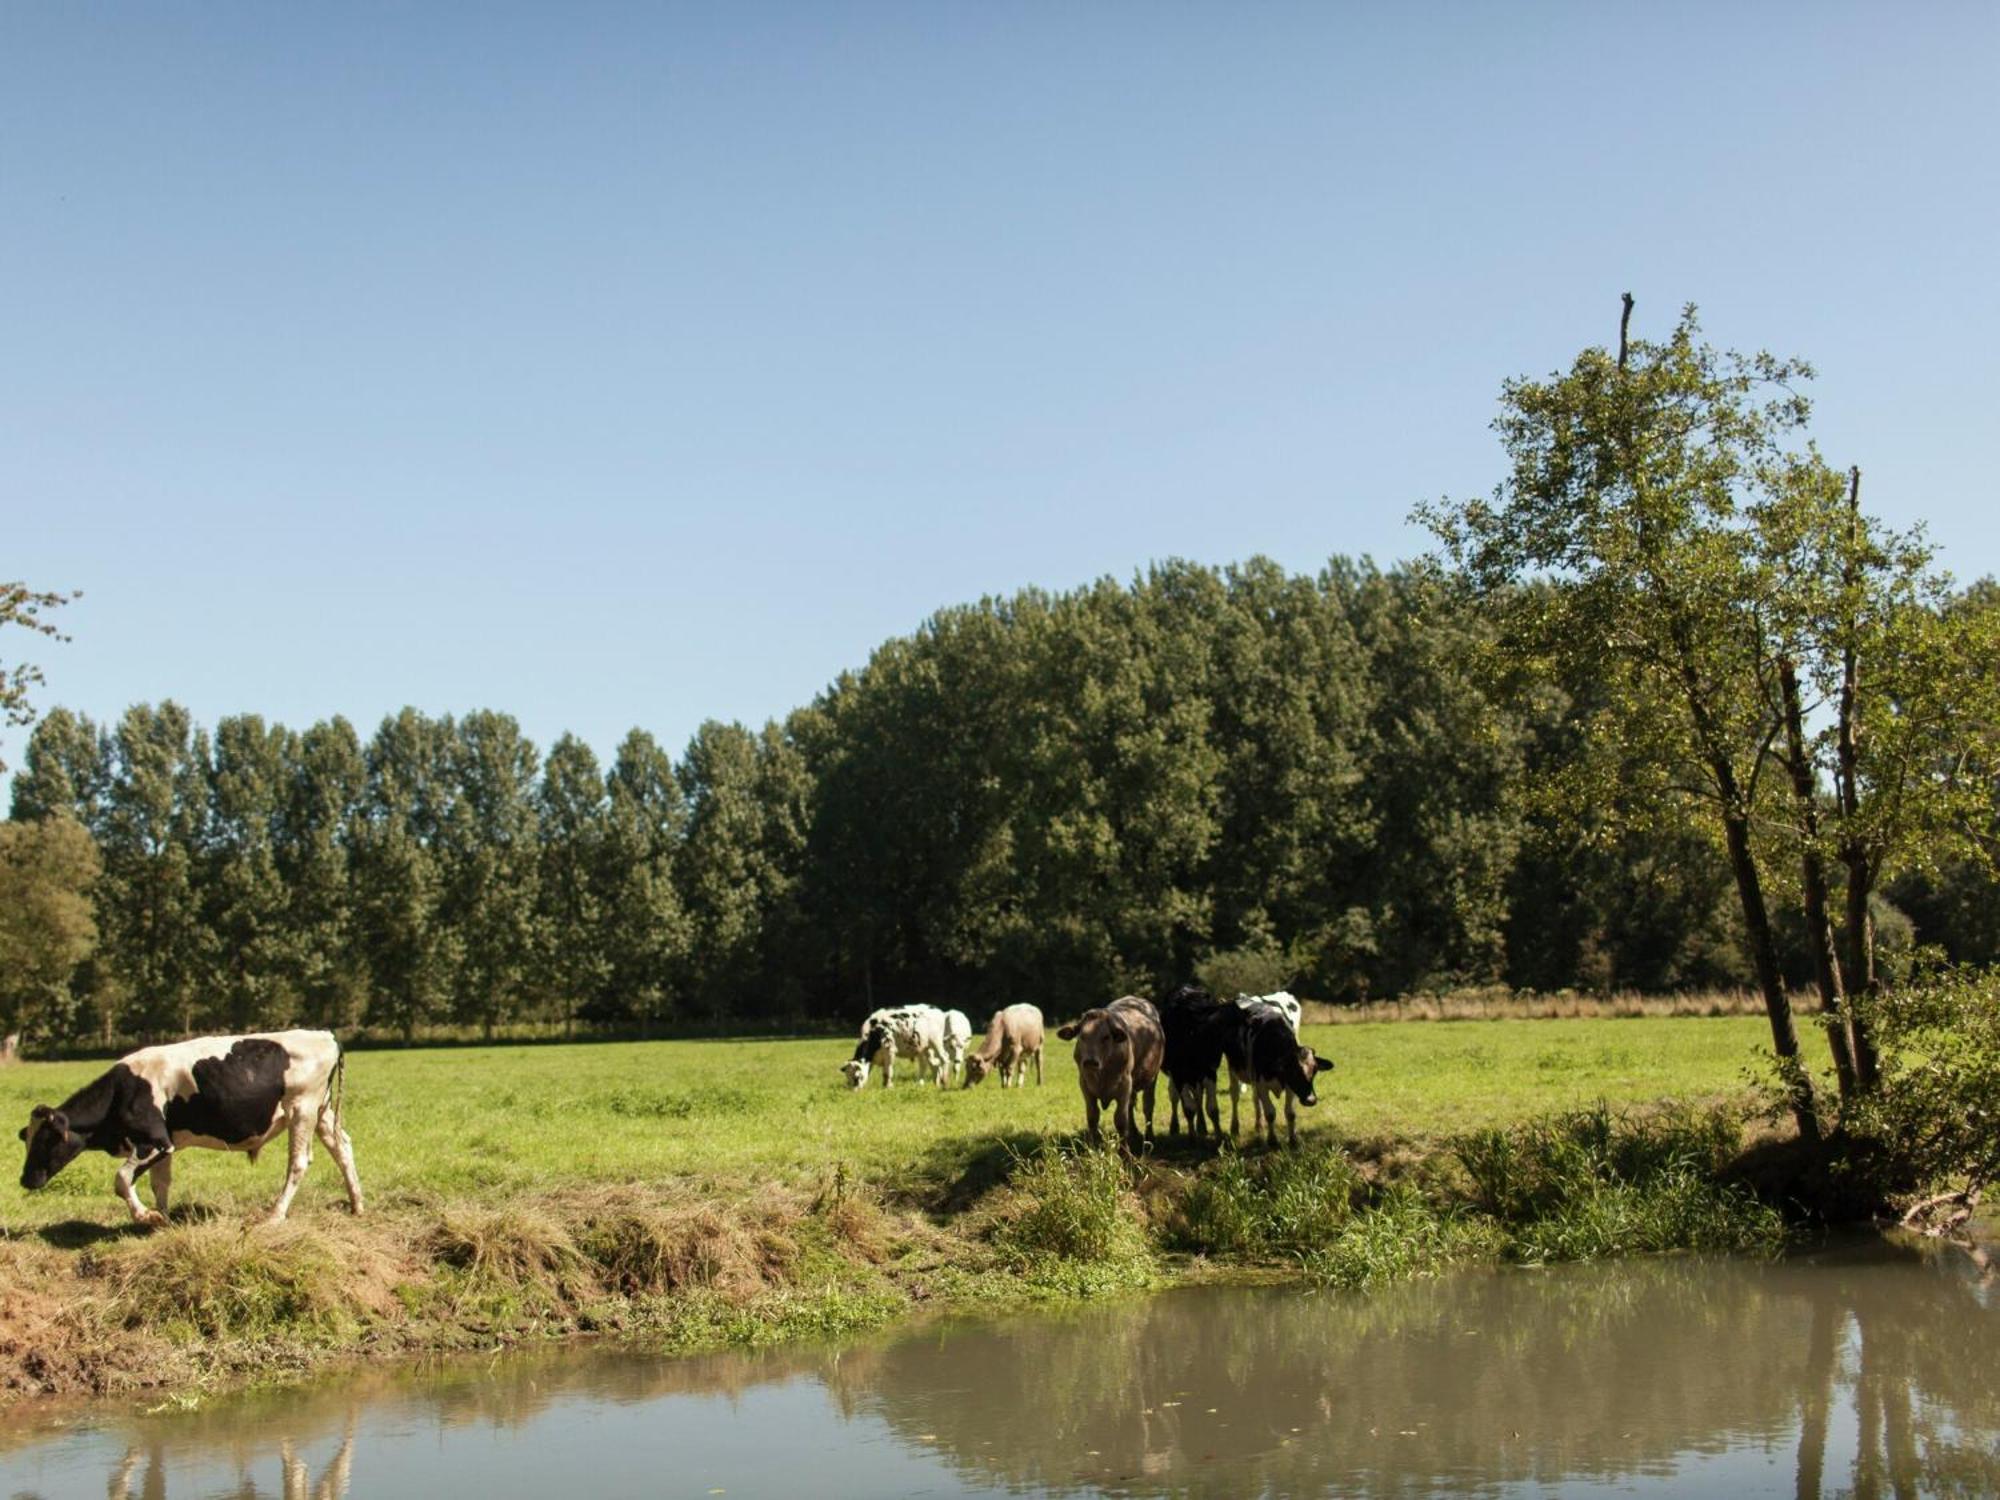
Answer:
1055, 996, 1164, 1150
963, 1004, 1046, 1088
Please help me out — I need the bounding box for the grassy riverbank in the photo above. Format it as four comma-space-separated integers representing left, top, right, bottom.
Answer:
0, 1017, 1827, 1405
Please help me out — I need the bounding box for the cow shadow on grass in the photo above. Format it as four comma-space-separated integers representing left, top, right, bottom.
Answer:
26, 1201, 224, 1249
917, 1130, 1051, 1214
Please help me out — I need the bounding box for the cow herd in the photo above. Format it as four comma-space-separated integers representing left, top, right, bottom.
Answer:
845, 985, 1331, 1152
13, 986, 1325, 1231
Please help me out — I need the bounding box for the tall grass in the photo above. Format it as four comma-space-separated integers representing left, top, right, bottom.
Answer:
1456, 1104, 1784, 1262
990, 1142, 1153, 1286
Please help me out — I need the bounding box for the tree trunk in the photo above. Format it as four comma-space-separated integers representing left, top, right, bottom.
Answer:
1779, 659, 1861, 1099
1835, 466, 1883, 1091
1718, 790, 1822, 1145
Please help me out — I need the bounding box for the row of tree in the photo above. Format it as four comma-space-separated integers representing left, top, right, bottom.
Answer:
4, 307, 1996, 1065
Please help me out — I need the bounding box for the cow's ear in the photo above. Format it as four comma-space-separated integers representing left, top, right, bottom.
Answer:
1315, 1053, 1336, 1074
16, 1127, 25, 1142
1056, 1022, 1081, 1040
29, 1104, 49, 1121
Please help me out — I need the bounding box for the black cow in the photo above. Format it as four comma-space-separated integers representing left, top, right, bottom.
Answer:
18, 1030, 363, 1227
1159, 983, 1246, 1142
1241, 1008, 1335, 1148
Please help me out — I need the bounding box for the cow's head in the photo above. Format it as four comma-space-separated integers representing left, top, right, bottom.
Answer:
963, 1054, 994, 1088
840, 1058, 871, 1089
1278, 1044, 1330, 1107
1060, 1010, 1130, 1087
19, 1105, 83, 1191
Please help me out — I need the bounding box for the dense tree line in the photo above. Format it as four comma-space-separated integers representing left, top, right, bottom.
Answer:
3, 549, 1993, 1049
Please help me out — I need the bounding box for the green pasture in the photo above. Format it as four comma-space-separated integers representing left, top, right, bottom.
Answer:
0, 1016, 1823, 1229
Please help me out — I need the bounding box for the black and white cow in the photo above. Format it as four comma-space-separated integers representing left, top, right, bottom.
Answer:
17, 1029, 363, 1227
841, 1005, 953, 1089
1240, 1007, 1335, 1148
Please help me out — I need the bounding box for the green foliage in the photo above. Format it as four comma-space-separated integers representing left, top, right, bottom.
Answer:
1838, 967, 2000, 1206
1296, 1186, 1503, 1290
991, 1142, 1153, 1274
0, 580, 76, 773
1167, 1144, 1363, 1256
0, 814, 100, 1039
1456, 1104, 1783, 1262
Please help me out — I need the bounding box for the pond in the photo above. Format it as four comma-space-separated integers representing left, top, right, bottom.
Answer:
1, 1235, 1995, 1498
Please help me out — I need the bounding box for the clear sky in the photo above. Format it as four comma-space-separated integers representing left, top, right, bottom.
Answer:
6, 2, 1996, 777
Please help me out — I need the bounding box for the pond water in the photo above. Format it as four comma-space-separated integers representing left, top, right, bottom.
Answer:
2, 1236, 1995, 1499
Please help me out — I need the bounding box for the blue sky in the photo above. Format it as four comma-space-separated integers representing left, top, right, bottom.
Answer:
6, 2, 1996, 776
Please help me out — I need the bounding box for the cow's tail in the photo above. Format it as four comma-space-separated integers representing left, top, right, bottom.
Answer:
326, 1048, 347, 1133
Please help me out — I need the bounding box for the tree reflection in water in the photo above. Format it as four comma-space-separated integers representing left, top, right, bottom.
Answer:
2, 1235, 1993, 1499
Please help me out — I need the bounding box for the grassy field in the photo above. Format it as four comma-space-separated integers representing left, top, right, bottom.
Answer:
0, 1014, 1828, 1408
0, 1015, 1814, 1225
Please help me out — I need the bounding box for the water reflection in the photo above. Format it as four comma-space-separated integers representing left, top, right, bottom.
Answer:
1, 1236, 1994, 1499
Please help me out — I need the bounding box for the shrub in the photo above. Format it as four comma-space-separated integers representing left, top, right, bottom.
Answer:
1455, 1104, 1781, 1262
1839, 966, 2000, 1225
1299, 1187, 1503, 1289
991, 1142, 1151, 1272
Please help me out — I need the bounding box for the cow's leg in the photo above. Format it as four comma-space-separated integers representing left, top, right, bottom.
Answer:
317, 1106, 365, 1215
1084, 1091, 1102, 1142
1139, 1079, 1157, 1144
1224, 1059, 1242, 1139
1034, 1046, 1043, 1086
1168, 1084, 1182, 1138
1203, 1077, 1224, 1141
115, 1146, 170, 1227
881, 1047, 894, 1090
1286, 1092, 1300, 1148
1112, 1084, 1135, 1152
266, 1108, 317, 1223
149, 1152, 174, 1217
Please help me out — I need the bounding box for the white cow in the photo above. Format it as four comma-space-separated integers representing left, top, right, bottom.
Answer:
841, 1005, 952, 1089
940, 1009, 972, 1084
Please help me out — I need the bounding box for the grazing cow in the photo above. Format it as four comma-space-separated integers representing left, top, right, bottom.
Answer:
941, 1009, 973, 1084
1055, 996, 1164, 1151
841, 1005, 952, 1089
1240, 1007, 1335, 1148
1221, 991, 1304, 1137
17, 1030, 363, 1227
963, 1004, 1045, 1088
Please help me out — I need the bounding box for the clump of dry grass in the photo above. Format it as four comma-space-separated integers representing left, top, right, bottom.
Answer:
93, 1221, 379, 1343
426, 1202, 593, 1309
571, 1187, 788, 1299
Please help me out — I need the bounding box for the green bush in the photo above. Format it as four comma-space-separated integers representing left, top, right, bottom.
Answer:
1840, 966, 2000, 1218
1456, 1103, 1780, 1262
1299, 1187, 1503, 1290
991, 1142, 1151, 1272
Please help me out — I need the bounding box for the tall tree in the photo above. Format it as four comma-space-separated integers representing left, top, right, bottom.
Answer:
1422, 302, 1826, 1141
536, 733, 611, 1033
438, 711, 542, 1036
0, 814, 100, 1042
277, 717, 367, 1028
97, 703, 214, 1038
205, 714, 298, 1032
352, 709, 458, 1039
599, 729, 690, 1029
